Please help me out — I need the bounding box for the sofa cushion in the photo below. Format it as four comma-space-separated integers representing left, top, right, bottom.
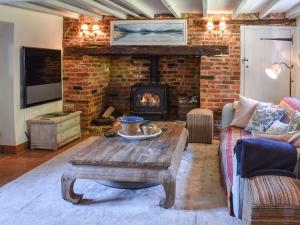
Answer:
230, 95, 258, 128
245, 105, 285, 133
288, 111, 300, 132
243, 176, 300, 225
266, 120, 289, 135
279, 97, 300, 123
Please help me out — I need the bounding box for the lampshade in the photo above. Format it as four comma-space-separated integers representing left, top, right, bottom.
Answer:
265, 63, 281, 80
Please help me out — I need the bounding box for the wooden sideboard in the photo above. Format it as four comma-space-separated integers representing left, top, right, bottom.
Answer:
27, 111, 81, 150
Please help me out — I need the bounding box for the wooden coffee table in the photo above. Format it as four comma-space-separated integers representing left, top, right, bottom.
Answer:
61, 121, 188, 208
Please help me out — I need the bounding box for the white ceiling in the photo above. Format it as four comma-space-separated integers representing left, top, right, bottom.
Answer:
1, 0, 300, 19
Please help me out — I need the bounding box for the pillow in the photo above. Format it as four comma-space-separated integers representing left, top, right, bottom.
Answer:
245, 105, 285, 133
288, 111, 300, 132
266, 120, 289, 135
253, 131, 300, 148
233, 100, 239, 110
230, 96, 258, 128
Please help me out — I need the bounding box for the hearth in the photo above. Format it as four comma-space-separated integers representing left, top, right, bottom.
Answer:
130, 83, 168, 120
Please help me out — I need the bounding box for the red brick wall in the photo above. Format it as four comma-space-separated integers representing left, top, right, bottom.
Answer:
63, 55, 110, 128
63, 14, 295, 131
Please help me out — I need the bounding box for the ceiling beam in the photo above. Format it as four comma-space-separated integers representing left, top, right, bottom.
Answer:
0, 0, 47, 2
46, 0, 102, 19
259, 0, 281, 19
286, 3, 300, 18
100, 0, 140, 17
121, 0, 155, 18
81, 0, 126, 19
202, 0, 207, 17
7, 2, 79, 19
232, 0, 249, 19
160, 0, 181, 18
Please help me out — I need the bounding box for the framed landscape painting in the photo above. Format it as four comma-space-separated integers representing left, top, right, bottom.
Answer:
110, 19, 187, 46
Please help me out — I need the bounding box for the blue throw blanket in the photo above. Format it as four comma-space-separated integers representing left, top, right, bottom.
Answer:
234, 138, 297, 178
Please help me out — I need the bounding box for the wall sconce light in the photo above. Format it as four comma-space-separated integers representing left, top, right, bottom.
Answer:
206, 19, 227, 37
219, 20, 226, 33
206, 21, 214, 32
92, 24, 101, 36
80, 23, 101, 39
80, 23, 89, 37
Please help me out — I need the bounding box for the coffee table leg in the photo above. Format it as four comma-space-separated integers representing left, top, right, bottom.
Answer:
61, 172, 83, 204
159, 171, 176, 208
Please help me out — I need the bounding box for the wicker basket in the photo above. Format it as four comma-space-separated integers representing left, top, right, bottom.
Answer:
187, 108, 213, 143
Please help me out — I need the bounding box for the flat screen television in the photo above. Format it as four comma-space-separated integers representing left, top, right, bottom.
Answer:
21, 47, 62, 108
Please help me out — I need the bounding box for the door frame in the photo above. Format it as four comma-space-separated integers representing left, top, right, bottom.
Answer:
240, 25, 298, 98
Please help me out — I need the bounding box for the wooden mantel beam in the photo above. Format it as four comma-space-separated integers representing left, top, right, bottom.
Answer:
64, 45, 229, 57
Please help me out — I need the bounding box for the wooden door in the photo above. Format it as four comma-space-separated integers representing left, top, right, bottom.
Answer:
241, 26, 293, 103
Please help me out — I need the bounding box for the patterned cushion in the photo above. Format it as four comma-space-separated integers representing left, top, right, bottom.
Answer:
266, 120, 289, 135
243, 176, 300, 225
245, 105, 285, 133
288, 111, 300, 132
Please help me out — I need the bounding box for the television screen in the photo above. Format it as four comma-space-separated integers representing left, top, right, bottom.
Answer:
21, 47, 62, 108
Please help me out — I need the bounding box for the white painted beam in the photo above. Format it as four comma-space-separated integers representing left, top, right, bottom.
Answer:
160, 0, 181, 18
81, 0, 126, 19
100, 0, 140, 17
7, 2, 79, 19
259, 0, 281, 19
202, 0, 207, 17
232, 0, 249, 19
0, 0, 47, 2
46, 0, 102, 19
121, 0, 155, 18
286, 3, 300, 18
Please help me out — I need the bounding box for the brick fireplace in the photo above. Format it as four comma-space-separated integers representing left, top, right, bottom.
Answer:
63, 14, 295, 133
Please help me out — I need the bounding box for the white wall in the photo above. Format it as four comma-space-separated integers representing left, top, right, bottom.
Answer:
0, 5, 63, 145
0, 22, 15, 145
296, 18, 300, 98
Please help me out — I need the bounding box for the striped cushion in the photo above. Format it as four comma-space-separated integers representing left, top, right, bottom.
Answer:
279, 97, 300, 119
243, 176, 300, 225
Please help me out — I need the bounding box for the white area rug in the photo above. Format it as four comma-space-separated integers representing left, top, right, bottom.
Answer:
0, 137, 240, 225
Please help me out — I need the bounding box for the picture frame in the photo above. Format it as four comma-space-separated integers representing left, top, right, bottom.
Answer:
110, 19, 187, 46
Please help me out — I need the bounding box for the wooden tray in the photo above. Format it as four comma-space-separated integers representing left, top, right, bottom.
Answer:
118, 128, 162, 140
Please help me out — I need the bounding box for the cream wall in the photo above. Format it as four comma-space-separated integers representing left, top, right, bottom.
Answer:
296, 18, 300, 98
0, 5, 63, 145
0, 22, 15, 146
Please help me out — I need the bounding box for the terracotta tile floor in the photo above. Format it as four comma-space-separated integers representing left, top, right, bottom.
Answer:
0, 136, 89, 187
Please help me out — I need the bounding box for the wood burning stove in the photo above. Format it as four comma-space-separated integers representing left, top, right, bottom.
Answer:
130, 56, 168, 120
130, 83, 168, 119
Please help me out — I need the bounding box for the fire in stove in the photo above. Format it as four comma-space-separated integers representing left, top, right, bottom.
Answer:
139, 92, 160, 107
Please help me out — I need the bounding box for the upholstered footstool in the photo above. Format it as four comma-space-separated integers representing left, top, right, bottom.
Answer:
187, 108, 213, 143
242, 176, 300, 225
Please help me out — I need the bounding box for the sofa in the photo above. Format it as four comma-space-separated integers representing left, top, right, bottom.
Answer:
219, 97, 300, 219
